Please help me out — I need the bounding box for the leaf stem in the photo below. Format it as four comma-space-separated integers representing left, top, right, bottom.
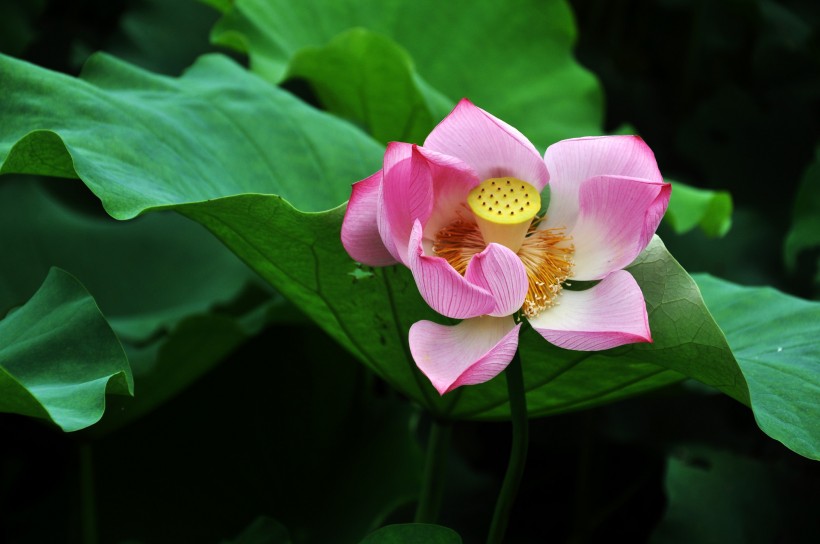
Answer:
487, 350, 529, 544
414, 417, 452, 523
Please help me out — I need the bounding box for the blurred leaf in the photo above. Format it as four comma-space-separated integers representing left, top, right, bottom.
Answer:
651, 445, 820, 543
694, 274, 820, 460
359, 524, 462, 544
210, 0, 603, 146
0, 180, 254, 343
286, 28, 451, 145
223, 517, 291, 544
107, 0, 221, 75
665, 179, 733, 237
784, 146, 820, 273
658, 207, 782, 288
0, 268, 132, 432
651, 447, 777, 544
2, 53, 816, 459
0, 0, 45, 56
201, 0, 233, 14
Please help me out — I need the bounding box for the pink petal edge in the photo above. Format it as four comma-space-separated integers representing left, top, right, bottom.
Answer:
424, 99, 549, 191
410, 316, 521, 395
341, 171, 398, 266
378, 143, 434, 266
528, 270, 651, 351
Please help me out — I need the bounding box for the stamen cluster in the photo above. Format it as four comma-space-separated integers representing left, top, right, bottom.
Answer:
432, 213, 574, 318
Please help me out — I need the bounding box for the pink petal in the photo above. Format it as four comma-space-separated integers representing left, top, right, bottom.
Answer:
376, 187, 402, 264
528, 270, 651, 351
408, 220, 496, 319
378, 143, 434, 266
414, 146, 481, 239
341, 171, 399, 266
410, 316, 521, 395
640, 182, 672, 249
424, 99, 549, 191
543, 136, 663, 231
569, 175, 671, 280
464, 243, 529, 317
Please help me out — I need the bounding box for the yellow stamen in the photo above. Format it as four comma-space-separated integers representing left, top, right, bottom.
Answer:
517, 221, 574, 318
466, 177, 540, 253
432, 217, 485, 275
432, 214, 574, 318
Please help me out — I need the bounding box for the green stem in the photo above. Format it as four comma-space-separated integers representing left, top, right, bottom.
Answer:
80, 443, 98, 544
414, 418, 453, 523
487, 350, 529, 544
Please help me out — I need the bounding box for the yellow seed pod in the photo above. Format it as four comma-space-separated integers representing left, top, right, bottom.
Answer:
467, 177, 541, 252
467, 177, 541, 225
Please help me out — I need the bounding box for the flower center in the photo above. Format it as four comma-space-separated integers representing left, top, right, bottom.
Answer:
466, 177, 541, 253
433, 179, 574, 318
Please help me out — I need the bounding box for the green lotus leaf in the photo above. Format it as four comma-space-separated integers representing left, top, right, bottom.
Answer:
0, 268, 133, 431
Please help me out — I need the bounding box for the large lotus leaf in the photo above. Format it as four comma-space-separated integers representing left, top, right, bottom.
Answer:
209, 0, 603, 147
0, 268, 133, 432
1, 53, 816, 458
694, 275, 820, 460
0, 53, 383, 217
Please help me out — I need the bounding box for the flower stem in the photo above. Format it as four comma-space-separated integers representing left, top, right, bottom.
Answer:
414, 417, 452, 523
80, 442, 98, 544
486, 350, 529, 544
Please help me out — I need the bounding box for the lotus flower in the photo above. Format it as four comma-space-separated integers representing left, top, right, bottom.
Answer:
342, 99, 670, 395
